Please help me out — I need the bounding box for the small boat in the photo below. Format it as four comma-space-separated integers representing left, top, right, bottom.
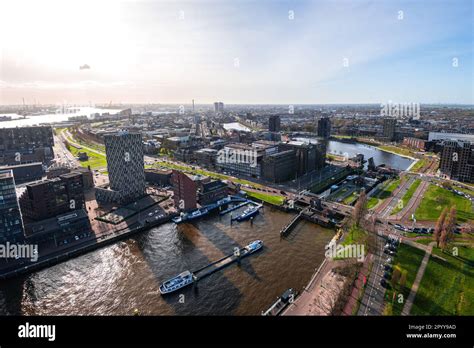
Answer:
244, 239, 263, 254
233, 204, 261, 222
172, 207, 209, 224
159, 270, 194, 295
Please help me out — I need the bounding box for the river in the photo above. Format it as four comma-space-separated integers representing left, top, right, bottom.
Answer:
296, 138, 414, 170
0, 208, 333, 315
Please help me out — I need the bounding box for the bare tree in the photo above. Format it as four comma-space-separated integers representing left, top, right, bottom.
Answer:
433, 208, 448, 248
352, 189, 367, 227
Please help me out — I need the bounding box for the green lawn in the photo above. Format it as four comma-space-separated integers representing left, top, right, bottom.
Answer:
68, 145, 107, 169
378, 145, 415, 158
410, 158, 428, 172
391, 179, 421, 215
366, 197, 379, 209
242, 190, 284, 206
411, 246, 474, 315
341, 225, 368, 247
150, 161, 264, 189
384, 243, 426, 315
415, 185, 474, 222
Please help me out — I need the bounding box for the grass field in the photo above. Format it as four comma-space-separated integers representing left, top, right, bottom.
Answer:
384, 243, 426, 315
242, 190, 285, 206
367, 178, 401, 210
411, 246, 474, 315
410, 158, 428, 172
341, 225, 368, 247
390, 179, 421, 215
68, 145, 107, 169
378, 145, 415, 158
415, 185, 474, 222
149, 161, 265, 189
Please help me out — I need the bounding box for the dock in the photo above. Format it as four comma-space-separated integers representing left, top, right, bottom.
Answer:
280, 210, 304, 236
219, 201, 250, 215
192, 242, 262, 280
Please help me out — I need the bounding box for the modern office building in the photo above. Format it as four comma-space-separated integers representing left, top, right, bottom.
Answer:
382, 118, 397, 141
0, 162, 44, 183
95, 132, 146, 204
268, 115, 281, 132
262, 150, 296, 183
0, 126, 54, 166
317, 117, 331, 138
0, 170, 25, 243
144, 168, 172, 186
439, 140, 474, 183
280, 140, 326, 177
24, 209, 92, 245
428, 132, 474, 142
19, 172, 85, 222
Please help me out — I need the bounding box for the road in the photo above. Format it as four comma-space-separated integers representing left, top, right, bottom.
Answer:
357, 229, 387, 316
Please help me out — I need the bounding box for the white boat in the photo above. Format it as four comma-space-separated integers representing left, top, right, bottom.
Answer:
159, 270, 194, 295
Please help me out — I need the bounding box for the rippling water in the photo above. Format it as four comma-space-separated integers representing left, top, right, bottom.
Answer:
0, 207, 333, 315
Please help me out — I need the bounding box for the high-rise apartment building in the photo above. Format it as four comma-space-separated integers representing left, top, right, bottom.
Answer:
214, 102, 224, 114
95, 132, 145, 204
383, 118, 397, 141
439, 140, 474, 183
317, 117, 331, 138
0, 169, 24, 243
268, 115, 281, 132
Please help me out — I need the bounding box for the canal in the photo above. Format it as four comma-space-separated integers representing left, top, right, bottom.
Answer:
0, 207, 333, 315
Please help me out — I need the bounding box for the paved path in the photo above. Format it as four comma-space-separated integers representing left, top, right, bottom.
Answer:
401, 242, 434, 315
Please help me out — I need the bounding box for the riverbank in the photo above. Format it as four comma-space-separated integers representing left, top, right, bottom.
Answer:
0, 213, 176, 280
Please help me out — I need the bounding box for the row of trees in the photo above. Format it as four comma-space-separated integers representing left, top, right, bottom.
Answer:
433, 206, 457, 249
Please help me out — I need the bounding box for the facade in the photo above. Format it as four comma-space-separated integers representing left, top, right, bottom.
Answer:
145, 168, 172, 186
198, 180, 228, 206
268, 115, 281, 132
382, 118, 397, 141
96, 132, 146, 204
402, 137, 434, 151
171, 170, 198, 211
262, 150, 296, 183
428, 132, 474, 142
216, 143, 264, 178
280, 140, 326, 176
0, 162, 44, 183
0, 126, 54, 166
24, 209, 92, 245
317, 117, 331, 138
194, 148, 218, 168
19, 172, 85, 222
0, 170, 24, 243
439, 140, 474, 183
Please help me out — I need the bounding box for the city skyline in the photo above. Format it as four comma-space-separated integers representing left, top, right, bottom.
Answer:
0, 0, 473, 105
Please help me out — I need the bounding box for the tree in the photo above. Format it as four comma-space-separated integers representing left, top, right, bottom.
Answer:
352, 189, 367, 227
433, 208, 448, 248
391, 267, 401, 287
440, 206, 457, 249
399, 270, 407, 289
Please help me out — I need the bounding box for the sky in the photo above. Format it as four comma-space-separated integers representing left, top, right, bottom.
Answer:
0, 0, 472, 105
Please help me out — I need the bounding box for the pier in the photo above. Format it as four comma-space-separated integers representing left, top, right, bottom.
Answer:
192, 242, 263, 281
280, 210, 304, 236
